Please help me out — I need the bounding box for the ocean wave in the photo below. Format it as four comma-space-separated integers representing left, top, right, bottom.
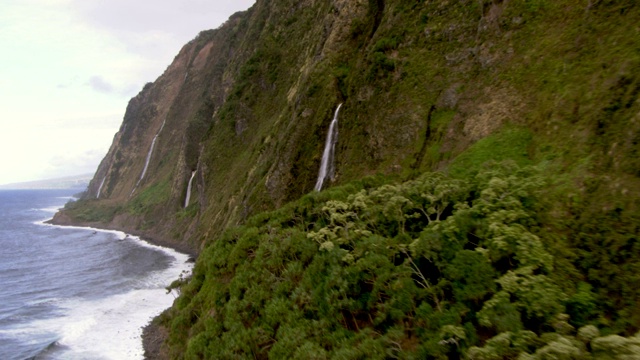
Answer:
28, 206, 63, 214
3, 257, 191, 359
23, 224, 192, 359
27, 340, 64, 360
3, 213, 194, 359
1, 191, 194, 359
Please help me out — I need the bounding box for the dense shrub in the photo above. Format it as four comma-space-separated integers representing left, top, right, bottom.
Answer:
162, 162, 640, 358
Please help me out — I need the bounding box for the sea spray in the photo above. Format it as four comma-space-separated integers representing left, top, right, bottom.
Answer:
184, 171, 196, 208
314, 104, 342, 191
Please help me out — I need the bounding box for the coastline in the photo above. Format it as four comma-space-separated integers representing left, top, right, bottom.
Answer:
46, 210, 198, 258
45, 210, 194, 360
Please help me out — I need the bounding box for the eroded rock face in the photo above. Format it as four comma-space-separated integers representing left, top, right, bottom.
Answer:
73, 3, 379, 251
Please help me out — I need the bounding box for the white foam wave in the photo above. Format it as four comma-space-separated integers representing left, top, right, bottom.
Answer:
39, 206, 62, 213
25, 297, 63, 306
56, 290, 172, 358
52, 263, 190, 359
1, 285, 186, 359
36, 221, 128, 241
26, 222, 193, 359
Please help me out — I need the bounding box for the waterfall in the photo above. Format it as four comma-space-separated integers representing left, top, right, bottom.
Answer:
314, 104, 342, 191
96, 177, 106, 198
184, 171, 196, 208
138, 134, 158, 183
130, 119, 167, 197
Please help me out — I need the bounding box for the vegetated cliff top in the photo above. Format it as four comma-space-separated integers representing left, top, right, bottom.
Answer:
54, 0, 640, 357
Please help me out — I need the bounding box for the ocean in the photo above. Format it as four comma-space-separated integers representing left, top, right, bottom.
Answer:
0, 189, 192, 359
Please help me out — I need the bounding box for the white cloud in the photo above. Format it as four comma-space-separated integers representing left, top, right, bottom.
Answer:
0, 125, 115, 183
71, 0, 255, 36
0, 0, 256, 185
87, 76, 115, 94
69, 0, 255, 62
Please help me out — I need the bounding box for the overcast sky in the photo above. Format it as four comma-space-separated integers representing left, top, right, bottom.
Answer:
0, 0, 255, 185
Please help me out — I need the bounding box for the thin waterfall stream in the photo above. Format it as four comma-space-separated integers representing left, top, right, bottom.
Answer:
130, 119, 167, 196
96, 177, 106, 198
184, 171, 196, 208
138, 135, 158, 183
314, 104, 342, 191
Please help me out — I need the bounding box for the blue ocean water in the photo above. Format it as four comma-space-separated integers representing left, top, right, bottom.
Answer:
0, 189, 192, 359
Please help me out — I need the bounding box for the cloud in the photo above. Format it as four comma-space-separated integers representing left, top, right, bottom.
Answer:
71, 0, 255, 37
0, 0, 256, 184
0, 125, 114, 184
86, 76, 145, 97
48, 147, 106, 169
68, 0, 255, 60
120, 83, 142, 97
86, 76, 115, 93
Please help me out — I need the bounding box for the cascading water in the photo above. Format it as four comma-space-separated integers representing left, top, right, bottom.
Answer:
184, 171, 196, 208
314, 104, 342, 191
138, 135, 158, 184
130, 119, 167, 197
96, 177, 106, 198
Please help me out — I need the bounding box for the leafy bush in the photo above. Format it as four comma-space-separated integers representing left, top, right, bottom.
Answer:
161, 162, 640, 358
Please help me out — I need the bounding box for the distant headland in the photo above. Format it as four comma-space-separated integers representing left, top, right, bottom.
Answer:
0, 174, 92, 190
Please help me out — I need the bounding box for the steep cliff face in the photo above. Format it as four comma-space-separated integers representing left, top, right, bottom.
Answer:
51, 0, 640, 357
57, 0, 639, 257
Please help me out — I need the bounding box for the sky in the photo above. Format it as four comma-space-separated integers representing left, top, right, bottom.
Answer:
0, 0, 255, 185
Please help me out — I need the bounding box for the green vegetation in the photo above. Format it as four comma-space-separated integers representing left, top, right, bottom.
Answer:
161, 162, 640, 358
63, 199, 121, 223
127, 178, 171, 216
58, 0, 640, 357
448, 128, 533, 178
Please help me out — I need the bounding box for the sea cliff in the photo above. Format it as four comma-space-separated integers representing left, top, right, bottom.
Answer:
52, 0, 640, 358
